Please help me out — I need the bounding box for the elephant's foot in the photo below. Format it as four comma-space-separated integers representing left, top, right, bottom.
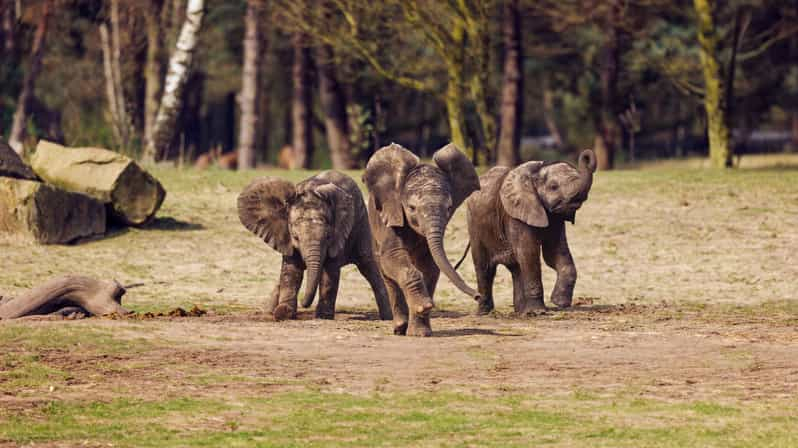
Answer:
273, 303, 296, 321
315, 308, 335, 320
393, 320, 408, 335
378, 307, 393, 321
406, 317, 432, 337
476, 296, 494, 315
551, 289, 573, 308
516, 298, 547, 316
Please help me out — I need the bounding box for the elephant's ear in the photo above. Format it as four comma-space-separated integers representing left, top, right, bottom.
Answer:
314, 183, 354, 258
500, 161, 549, 228
363, 143, 419, 227
237, 177, 296, 255
433, 143, 481, 209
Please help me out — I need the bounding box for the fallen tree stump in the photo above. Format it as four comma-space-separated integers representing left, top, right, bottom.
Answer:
0, 177, 106, 244
31, 140, 166, 225
0, 275, 129, 319
0, 139, 38, 180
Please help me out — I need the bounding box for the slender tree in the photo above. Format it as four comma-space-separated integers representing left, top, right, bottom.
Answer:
594, 1, 623, 171
693, 0, 732, 168
144, 0, 165, 147
99, 0, 134, 150
8, 0, 50, 155
318, 44, 356, 169
291, 32, 314, 169
237, 0, 263, 170
143, 0, 205, 163
496, 0, 523, 167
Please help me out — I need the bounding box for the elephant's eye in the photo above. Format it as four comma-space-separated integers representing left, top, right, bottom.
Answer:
549, 183, 559, 191
408, 204, 417, 212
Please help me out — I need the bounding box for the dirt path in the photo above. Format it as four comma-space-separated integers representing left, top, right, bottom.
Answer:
5, 303, 797, 412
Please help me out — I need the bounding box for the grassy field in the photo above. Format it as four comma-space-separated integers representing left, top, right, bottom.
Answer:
1, 154, 798, 446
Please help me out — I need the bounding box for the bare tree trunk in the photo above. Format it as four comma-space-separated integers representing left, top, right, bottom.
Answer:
496, 0, 523, 167
143, 0, 205, 163
144, 0, 165, 147
1, 0, 15, 56
100, 25, 122, 144
99, 0, 133, 150
693, 0, 732, 168
542, 76, 564, 148
237, 0, 262, 170
792, 111, 798, 148
291, 32, 313, 169
594, 4, 622, 171
318, 45, 356, 169
8, 1, 50, 155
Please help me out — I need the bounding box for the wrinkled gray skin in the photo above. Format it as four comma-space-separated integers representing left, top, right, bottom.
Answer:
466, 149, 597, 315
238, 171, 392, 321
364, 143, 480, 337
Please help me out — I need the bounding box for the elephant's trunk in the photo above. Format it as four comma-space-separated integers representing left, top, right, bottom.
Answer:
301, 244, 324, 308
426, 222, 480, 300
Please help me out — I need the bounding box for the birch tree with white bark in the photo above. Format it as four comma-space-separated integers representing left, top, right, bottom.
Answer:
143, 0, 205, 163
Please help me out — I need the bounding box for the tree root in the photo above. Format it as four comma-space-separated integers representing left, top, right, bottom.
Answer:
0, 275, 129, 319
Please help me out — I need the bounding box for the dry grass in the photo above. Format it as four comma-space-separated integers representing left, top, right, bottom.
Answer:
1, 159, 798, 446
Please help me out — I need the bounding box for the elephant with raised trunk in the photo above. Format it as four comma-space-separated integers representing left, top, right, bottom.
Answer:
363, 143, 480, 337
466, 149, 597, 315
238, 170, 392, 321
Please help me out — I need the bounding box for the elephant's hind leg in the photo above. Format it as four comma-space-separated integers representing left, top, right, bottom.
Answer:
472, 244, 497, 315
355, 256, 393, 320
315, 266, 340, 319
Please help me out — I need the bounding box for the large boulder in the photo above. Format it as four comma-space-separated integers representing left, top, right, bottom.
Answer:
30, 140, 166, 225
0, 139, 38, 180
0, 177, 106, 244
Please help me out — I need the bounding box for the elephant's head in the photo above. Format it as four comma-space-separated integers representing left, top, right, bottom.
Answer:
363, 143, 481, 300
237, 174, 355, 308
500, 149, 597, 227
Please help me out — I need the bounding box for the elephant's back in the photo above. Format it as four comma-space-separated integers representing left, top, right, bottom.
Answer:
312, 170, 368, 220
468, 166, 509, 211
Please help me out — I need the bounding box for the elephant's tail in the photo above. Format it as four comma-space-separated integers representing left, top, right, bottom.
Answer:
453, 242, 471, 271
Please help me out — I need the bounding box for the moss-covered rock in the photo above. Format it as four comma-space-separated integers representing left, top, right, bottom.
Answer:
30, 140, 166, 225
0, 178, 106, 244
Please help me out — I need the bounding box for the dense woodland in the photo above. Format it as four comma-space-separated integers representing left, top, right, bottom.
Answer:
0, 0, 796, 170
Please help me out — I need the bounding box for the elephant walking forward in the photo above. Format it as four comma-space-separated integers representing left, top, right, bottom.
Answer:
466, 149, 597, 315
238, 170, 392, 321
363, 143, 480, 337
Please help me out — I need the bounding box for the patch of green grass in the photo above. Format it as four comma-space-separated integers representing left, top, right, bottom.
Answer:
0, 353, 69, 392
0, 324, 151, 354
1, 390, 796, 447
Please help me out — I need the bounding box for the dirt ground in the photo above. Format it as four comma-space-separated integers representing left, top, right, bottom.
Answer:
6, 302, 798, 407
1, 158, 798, 445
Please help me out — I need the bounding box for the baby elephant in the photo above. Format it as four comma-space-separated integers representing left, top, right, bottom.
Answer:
466, 149, 597, 315
238, 170, 392, 321
364, 143, 480, 337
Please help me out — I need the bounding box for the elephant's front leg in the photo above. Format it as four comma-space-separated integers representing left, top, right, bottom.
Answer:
382, 274, 409, 335
272, 256, 304, 321
315, 265, 340, 320
542, 222, 577, 308
380, 248, 433, 337
265, 282, 279, 314
509, 225, 545, 315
